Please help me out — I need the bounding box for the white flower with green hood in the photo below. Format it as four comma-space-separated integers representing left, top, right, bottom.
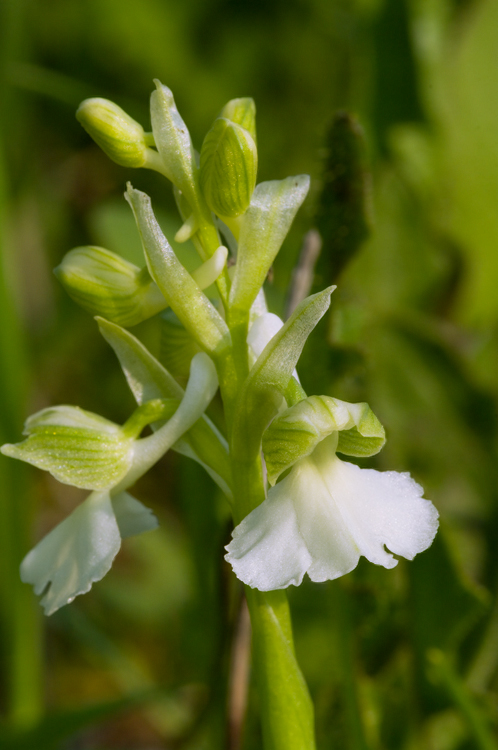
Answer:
226, 394, 439, 590
2, 352, 218, 615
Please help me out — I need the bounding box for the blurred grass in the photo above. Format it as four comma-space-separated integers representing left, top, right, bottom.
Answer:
1, 0, 498, 748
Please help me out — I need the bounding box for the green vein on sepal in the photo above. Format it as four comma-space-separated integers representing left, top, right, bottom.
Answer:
263, 395, 385, 485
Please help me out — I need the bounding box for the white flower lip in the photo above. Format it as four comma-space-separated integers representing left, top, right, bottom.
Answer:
19, 491, 159, 616
225, 444, 439, 591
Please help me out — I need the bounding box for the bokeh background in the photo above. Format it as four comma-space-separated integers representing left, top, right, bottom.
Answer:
1, 0, 498, 748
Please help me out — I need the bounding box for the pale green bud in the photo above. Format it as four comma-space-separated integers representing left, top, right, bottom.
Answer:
76, 98, 150, 168
262, 396, 385, 486
54, 246, 167, 327
220, 97, 256, 142
199, 117, 258, 218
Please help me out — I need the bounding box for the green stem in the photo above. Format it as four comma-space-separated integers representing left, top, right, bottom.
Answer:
221, 346, 315, 749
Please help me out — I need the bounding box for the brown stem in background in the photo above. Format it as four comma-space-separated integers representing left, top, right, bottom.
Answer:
228, 596, 251, 750
285, 229, 322, 319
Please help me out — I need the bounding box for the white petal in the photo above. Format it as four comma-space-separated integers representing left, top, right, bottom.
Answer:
247, 312, 284, 359
291, 459, 360, 581
20, 491, 121, 615
247, 312, 300, 380
316, 456, 439, 567
225, 476, 312, 591
112, 491, 159, 538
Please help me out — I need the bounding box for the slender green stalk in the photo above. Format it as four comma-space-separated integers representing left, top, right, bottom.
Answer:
220, 337, 316, 749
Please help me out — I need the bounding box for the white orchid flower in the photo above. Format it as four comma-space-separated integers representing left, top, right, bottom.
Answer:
4, 352, 218, 614
225, 396, 439, 591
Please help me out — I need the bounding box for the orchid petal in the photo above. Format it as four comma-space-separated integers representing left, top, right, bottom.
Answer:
20, 492, 121, 615
225, 478, 312, 591
112, 492, 159, 538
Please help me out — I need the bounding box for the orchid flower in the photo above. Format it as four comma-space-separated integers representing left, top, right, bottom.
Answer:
225, 395, 438, 590
2, 352, 218, 614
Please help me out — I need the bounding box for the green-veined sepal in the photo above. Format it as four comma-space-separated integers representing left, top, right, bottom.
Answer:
2, 406, 133, 490
220, 97, 256, 141
262, 396, 385, 485
54, 246, 167, 327
200, 117, 257, 218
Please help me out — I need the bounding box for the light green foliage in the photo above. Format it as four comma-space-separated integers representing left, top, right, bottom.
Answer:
263, 396, 385, 485
200, 117, 257, 218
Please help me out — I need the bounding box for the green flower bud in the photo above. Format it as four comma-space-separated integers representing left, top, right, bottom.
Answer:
199, 117, 258, 218
54, 246, 167, 327
221, 97, 256, 142
76, 98, 150, 168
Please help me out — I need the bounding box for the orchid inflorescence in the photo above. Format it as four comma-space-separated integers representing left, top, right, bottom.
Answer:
2, 82, 438, 621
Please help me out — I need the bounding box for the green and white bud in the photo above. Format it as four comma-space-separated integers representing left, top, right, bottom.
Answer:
200, 117, 257, 218
54, 246, 167, 327
221, 97, 256, 142
262, 396, 386, 486
76, 98, 156, 169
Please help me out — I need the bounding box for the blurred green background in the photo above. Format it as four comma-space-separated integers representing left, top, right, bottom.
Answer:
1, 0, 498, 747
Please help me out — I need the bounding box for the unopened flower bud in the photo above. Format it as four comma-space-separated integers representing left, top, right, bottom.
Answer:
76, 98, 149, 168
221, 98, 256, 142
200, 117, 257, 218
54, 246, 167, 327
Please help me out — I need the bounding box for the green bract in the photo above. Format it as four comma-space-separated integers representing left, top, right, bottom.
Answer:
262, 396, 386, 486
125, 184, 230, 356
221, 97, 256, 141
200, 117, 257, 218
229, 175, 310, 313
150, 80, 197, 200
232, 287, 335, 458
97, 317, 232, 497
54, 246, 167, 327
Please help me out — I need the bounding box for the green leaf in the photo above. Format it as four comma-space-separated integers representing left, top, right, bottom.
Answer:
54, 246, 167, 327
98, 318, 231, 496
233, 287, 334, 458
229, 175, 310, 313
263, 396, 385, 485
200, 117, 257, 218
125, 185, 230, 357
1, 406, 133, 490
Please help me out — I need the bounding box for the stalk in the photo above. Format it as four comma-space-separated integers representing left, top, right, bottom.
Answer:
220, 357, 316, 750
